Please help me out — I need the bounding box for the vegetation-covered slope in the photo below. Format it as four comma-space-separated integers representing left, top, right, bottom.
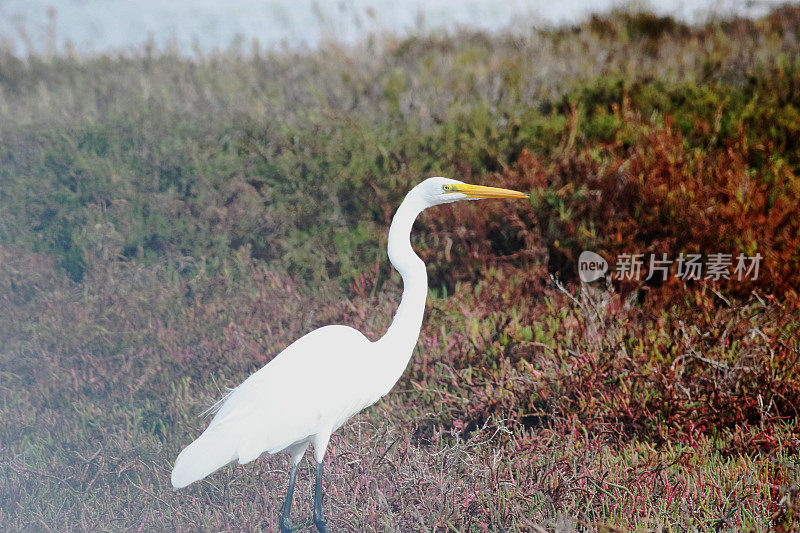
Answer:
1, 8, 799, 531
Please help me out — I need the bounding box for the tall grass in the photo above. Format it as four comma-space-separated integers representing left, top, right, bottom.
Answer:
1, 7, 799, 531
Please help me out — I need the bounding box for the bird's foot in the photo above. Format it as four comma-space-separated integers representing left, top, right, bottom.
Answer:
279, 515, 293, 533
313, 515, 330, 533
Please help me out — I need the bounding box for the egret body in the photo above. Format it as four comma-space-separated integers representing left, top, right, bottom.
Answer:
171, 177, 528, 531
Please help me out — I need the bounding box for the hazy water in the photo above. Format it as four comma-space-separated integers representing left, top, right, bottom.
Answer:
0, 0, 794, 56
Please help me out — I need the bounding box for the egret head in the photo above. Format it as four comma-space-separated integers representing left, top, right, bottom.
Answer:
417, 176, 529, 207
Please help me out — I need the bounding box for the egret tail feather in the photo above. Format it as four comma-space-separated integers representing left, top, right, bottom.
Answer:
201, 386, 237, 419
171, 429, 238, 488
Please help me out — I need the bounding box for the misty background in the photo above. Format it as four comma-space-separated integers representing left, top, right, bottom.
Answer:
1, 0, 794, 56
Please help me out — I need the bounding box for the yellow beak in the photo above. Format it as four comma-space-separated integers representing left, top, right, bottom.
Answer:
452, 183, 529, 199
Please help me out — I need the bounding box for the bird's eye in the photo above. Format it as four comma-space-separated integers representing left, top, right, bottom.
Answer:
443, 184, 452, 192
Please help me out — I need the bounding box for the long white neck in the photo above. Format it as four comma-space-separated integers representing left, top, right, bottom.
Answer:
374, 188, 429, 394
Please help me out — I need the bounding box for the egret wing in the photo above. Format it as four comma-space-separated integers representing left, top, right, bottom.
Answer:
171, 325, 373, 487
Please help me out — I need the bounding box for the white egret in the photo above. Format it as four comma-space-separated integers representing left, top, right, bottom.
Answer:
171, 177, 529, 532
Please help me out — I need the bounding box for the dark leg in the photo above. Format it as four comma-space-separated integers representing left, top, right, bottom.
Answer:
312, 461, 330, 533
279, 462, 299, 533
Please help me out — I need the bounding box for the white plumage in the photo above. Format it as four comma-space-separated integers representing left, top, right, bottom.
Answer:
172, 325, 374, 487
171, 177, 528, 531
